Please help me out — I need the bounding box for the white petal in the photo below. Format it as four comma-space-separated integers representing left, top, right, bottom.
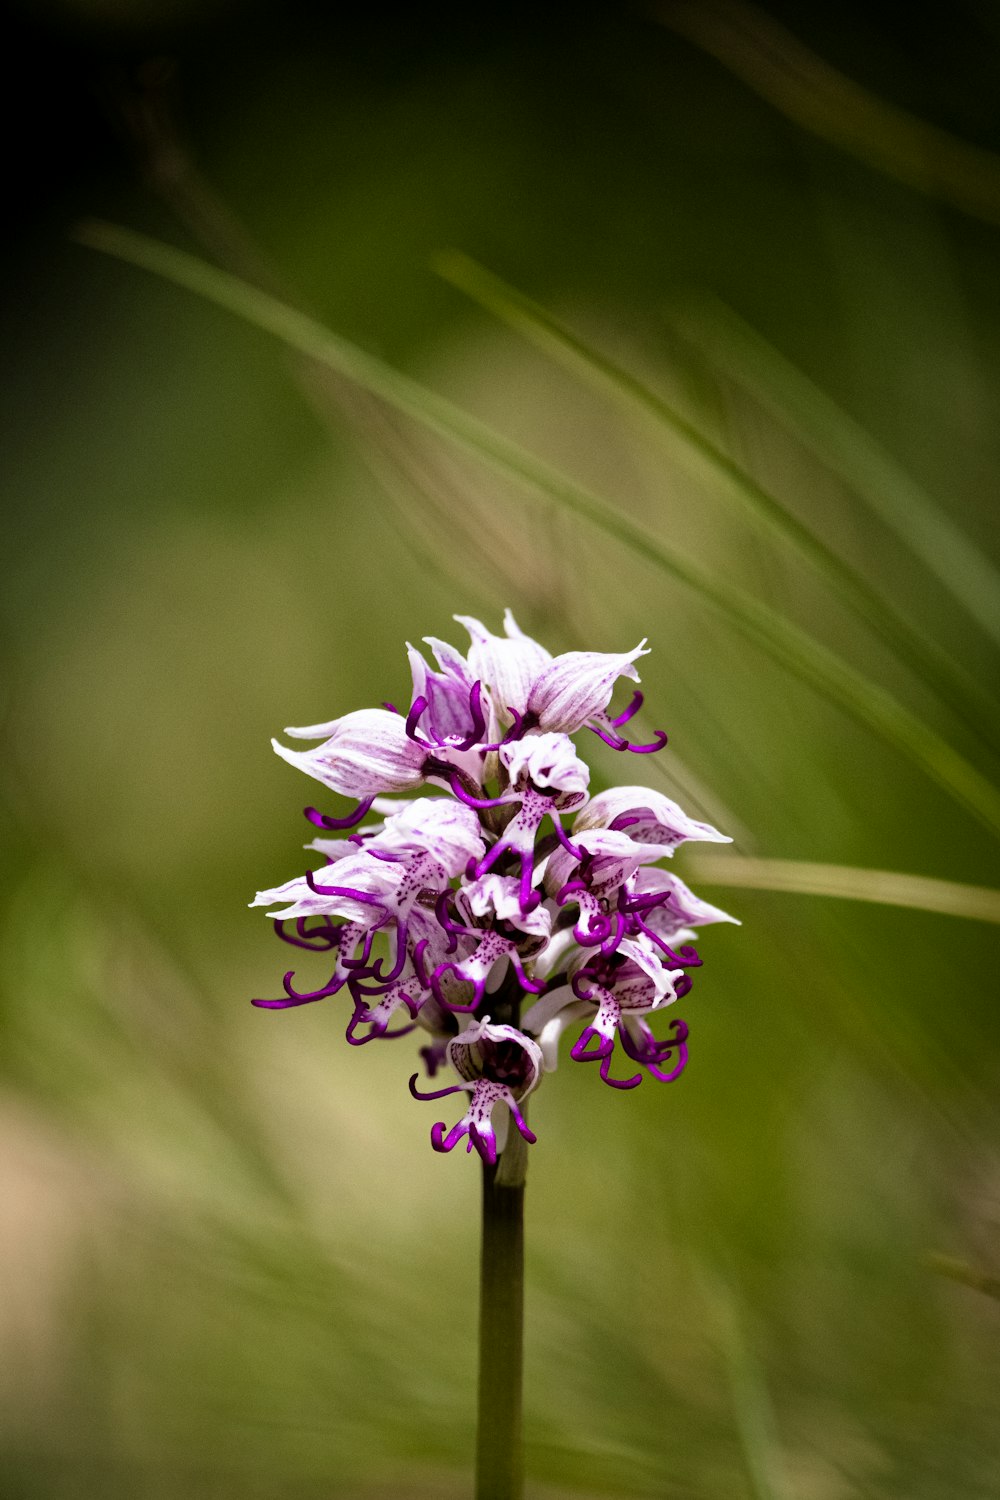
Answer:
500, 731, 590, 800
271, 708, 426, 797
575, 785, 730, 850
455, 612, 552, 722
633, 869, 740, 928
528, 642, 648, 732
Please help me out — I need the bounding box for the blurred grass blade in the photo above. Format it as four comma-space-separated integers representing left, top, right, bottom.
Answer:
685, 855, 1000, 924
75, 221, 1000, 838
672, 293, 1000, 649
655, 0, 1000, 229
435, 250, 1000, 744
700, 1270, 791, 1500
927, 1253, 1000, 1301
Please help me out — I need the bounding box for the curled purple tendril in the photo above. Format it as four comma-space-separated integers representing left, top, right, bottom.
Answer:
304, 868, 386, 905
632, 919, 702, 969
571, 971, 598, 1002
274, 916, 340, 952
346, 1007, 417, 1046
599, 1050, 642, 1089
673, 943, 702, 968
253, 962, 350, 1008
408, 1073, 465, 1102
600, 911, 627, 955
429, 961, 483, 1013
508, 949, 545, 995
431, 1119, 495, 1164
610, 690, 643, 727
618, 1016, 689, 1066
646, 1046, 688, 1082
574, 910, 614, 947
367, 922, 409, 983
382, 701, 399, 713
404, 695, 428, 741
570, 1025, 613, 1062
549, 811, 584, 862
280, 967, 346, 1003
561, 883, 613, 946
480, 705, 529, 752
427, 1096, 536, 1164
588, 724, 669, 755
448, 773, 519, 811
305, 798, 375, 831
434, 890, 468, 952
448, 681, 488, 753
622, 1017, 689, 1082
347, 973, 395, 998
625, 730, 670, 754
338, 926, 379, 972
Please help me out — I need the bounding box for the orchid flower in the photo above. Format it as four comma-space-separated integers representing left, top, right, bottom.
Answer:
408, 1017, 542, 1165
252, 610, 737, 1160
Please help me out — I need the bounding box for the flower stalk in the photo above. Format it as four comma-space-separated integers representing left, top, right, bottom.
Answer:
477, 1135, 526, 1500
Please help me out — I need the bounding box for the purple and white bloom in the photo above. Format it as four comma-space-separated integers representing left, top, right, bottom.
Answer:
409, 1017, 542, 1164
523, 936, 685, 1089
252, 611, 738, 1162
359, 796, 486, 874
421, 873, 551, 1014
499, 731, 590, 805
459, 873, 552, 941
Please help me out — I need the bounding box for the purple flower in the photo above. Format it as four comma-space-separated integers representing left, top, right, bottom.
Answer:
409, 1017, 542, 1164
252, 611, 738, 1161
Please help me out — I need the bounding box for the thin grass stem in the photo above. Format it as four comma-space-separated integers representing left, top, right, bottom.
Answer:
435, 251, 1000, 748
74, 221, 1000, 839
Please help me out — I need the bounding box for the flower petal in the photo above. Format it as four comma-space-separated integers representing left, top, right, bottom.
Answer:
527, 643, 648, 732
272, 708, 427, 797
575, 785, 730, 851
374, 797, 486, 876
455, 612, 552, 723
500, 731, 590, 802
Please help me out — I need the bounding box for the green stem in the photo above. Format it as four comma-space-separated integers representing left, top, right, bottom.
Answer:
476, 1128, 526, 1500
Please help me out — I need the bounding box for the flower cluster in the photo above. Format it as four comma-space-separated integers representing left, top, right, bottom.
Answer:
251, 612, 736, 1165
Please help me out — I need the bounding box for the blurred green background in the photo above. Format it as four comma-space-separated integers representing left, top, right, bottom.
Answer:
2, 2, 999, 1495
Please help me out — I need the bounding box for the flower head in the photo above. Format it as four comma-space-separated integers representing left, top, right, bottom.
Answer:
252, 612, 737, 1162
